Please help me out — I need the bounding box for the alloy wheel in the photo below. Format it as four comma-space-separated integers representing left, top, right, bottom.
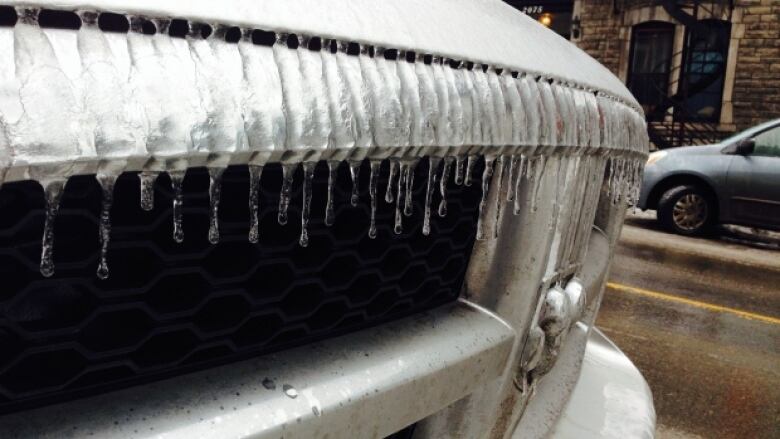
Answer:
672, 193, 708, 232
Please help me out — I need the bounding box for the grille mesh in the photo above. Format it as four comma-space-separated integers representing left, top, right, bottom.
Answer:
0, 158, 482, 413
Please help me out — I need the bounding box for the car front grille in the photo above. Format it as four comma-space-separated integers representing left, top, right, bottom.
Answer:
0, 158, 482, 413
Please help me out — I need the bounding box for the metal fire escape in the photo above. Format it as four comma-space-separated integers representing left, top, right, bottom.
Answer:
646, 0, 735, 148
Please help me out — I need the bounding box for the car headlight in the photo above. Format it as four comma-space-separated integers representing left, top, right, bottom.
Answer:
646, 150, 667, 166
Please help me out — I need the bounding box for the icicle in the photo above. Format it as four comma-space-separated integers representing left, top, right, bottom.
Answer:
248, 165, 263, 243
325, 161, 339, 226
139, 171, 159, 211
349, 160, 361, 206
385, 159, 398, 203
513, 155, 528, 215
39, 179, 67, 278
530, 156, 547, 213
438, 156, 454, 217
278, 163, 298, 225
299, 162, 315, 247
394, 162, 410, 234
404, 159, 419, 217
476, 156, 496, 240
454, 156, 465, 185
605, 158, 613, 200
208, 167, 226, 245
612, 158, 625, 205
96, 174, 116, 280
493, 155, 506, 238
633, 160, 643, 204
169, 170, 186, 243
423, 157, 441, 236
506, 155, 518, 202
464, 155, 478, 187
368, 160, 380, 239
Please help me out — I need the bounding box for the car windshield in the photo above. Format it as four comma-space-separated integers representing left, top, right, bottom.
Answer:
720, 119, 780, 145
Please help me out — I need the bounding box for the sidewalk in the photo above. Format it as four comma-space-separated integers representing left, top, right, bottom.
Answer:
619, 211, 780, 280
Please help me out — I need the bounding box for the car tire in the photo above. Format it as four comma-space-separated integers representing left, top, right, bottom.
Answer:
657, 185, 715, 236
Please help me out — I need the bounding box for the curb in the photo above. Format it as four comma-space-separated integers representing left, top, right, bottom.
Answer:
618, 225, 780, 282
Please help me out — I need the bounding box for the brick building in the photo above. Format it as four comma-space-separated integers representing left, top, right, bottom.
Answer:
509, 1, 780, 148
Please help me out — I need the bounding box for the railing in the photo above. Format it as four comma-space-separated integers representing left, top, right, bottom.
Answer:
640, 0, 734, 148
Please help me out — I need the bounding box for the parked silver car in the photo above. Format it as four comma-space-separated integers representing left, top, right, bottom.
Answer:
639, 119, 780, 235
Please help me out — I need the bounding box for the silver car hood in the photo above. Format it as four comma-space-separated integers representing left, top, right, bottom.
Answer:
0, 0, 646, 184
664, 144, 723, 156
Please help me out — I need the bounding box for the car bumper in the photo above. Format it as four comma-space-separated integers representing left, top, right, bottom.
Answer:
0, 300, 655, 439
549, 327, 656, 439
0, 300, 516, 438
638, 163, 662, 210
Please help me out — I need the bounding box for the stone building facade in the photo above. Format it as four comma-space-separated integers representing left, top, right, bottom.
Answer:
568, 0, 780, 144
510, 0, 780, 146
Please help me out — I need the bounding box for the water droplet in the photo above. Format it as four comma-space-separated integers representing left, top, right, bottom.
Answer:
438, 156, 454, 217
325, 161, 339, 226
454, 156, 465, 185
368, 160, 380, 239
208, 167, 225, 245
248, 165, 263, 243
278, 163, 298, 225
39, 179, 67, 278
349, 160, 361, 206
139, 171, 158, 211
299, 162, 315, 247
464, 155, 477, 187
423, 157, 441, 236
385, 160, 398, 203
262, 378, 276, 390
283, 384, 298, 399
476, 156, 495, 240
96, 174, 117, 280
169, 170, 186, 243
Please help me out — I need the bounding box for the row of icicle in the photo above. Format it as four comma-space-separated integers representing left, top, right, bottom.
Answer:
36, 154, 644, 280
0, 8, 648, 172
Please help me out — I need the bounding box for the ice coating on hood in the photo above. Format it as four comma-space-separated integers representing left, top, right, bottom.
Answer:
0, 2, 653, 285
2, 0, 636, 102
78, 12, 145, 158
0, 2, 649, 185
6, 16, 86, 163
237, 30, 286, 152
188, 24, 248, 156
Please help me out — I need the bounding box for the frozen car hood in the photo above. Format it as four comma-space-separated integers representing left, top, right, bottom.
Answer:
0, 0, 651, 301
2, 0, 638, 103
0, 0, 648, 185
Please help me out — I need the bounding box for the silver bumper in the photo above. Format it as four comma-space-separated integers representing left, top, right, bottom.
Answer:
549, 328, 655, 439
0, 303, 656, 439
0, 300, 515, 438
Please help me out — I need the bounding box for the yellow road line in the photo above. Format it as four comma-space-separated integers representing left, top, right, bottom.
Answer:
606, 282, 780, 325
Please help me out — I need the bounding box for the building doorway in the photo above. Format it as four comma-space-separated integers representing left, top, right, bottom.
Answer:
627, 21, 675, 120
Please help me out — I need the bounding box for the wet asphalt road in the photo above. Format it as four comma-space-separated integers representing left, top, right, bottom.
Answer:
596, 216, 780, 439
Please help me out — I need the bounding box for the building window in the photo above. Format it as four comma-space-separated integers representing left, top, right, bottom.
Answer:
627, 21, 675, 120
680, 19, 730, 122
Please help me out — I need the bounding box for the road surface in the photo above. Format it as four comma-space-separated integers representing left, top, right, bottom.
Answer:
597, 215, 780, 439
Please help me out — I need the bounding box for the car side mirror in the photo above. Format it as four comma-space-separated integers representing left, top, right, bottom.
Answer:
734, 138, 755, 155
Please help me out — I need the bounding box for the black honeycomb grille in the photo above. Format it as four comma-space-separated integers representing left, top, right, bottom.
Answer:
0, 159, 482, 413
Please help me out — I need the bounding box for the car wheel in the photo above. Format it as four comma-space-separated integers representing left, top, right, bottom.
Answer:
657, 185, 715, 236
